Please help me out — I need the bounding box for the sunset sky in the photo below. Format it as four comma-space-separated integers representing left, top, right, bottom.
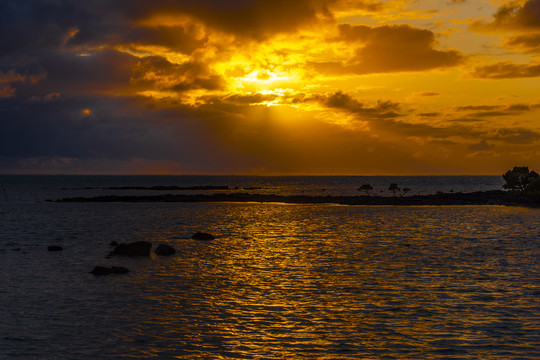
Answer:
1, 0, 539, 175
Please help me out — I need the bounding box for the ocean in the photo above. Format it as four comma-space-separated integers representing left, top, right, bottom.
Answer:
0, 175, 538, 359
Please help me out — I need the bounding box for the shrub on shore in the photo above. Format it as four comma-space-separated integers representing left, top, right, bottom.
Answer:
503, 166, 539, 192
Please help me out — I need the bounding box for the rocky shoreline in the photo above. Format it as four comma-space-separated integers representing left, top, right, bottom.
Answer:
51, 190, 540, 207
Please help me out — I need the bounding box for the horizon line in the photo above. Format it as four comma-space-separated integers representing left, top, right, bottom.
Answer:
0, 173, 502, 177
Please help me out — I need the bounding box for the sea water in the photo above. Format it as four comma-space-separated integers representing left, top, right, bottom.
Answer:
0, 176, 538, 359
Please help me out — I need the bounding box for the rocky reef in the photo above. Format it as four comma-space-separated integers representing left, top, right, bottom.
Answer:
53, 190, 539, 207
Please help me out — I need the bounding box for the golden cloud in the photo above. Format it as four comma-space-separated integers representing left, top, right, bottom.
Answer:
311, 24, 463, 74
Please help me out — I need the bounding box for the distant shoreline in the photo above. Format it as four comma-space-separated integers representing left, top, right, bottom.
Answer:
51, 190, 540, 207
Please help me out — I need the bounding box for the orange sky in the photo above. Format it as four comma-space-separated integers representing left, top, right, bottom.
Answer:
1, 0, 539, 174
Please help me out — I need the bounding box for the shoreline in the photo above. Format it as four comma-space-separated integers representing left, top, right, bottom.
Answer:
51, 190, 540, 208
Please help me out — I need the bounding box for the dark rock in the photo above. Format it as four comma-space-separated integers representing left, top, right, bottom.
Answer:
109, 241, 119, 247
47, 245, 63, 251
155, 243, 176, 256
191, 232, 215, 241
90, 266, 130, 276
112, 241, 152, 257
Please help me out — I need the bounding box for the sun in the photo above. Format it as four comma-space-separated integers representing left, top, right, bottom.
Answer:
235, 69, 293, 92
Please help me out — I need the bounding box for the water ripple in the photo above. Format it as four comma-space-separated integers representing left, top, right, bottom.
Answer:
1, 203, 538, 359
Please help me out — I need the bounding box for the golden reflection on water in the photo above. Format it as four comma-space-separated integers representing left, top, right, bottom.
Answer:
115, 204, 539, 359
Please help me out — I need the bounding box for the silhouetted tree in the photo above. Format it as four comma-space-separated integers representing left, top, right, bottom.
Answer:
358, 184, 373, 196
389, 183, 400, 197
402, 188, 411, 196
503, 166, 539, 192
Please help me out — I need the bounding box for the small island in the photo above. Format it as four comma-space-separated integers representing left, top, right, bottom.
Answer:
50, 167, 540, 208
50, 190, 539, 207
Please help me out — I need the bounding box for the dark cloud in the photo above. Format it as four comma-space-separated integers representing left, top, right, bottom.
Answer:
0, 69, 47, 98
330, 0, 384, 13
488, 128, 540, 144
455, 105, 503, 111
70, 22, 208, 55
68, 0, 335, 44
454, 103, 533, 117
505, 34, 540, 52
447, 118, 487, 124
3, 49, 138, 101
471, 61, 540, 79
471, 0, 540, 32
468, 140, 494, 151
0, 91, 250, 173
222, 93, 279, 105
0, 1, 79, 56
130, 56, 225, 93
417, 112, 441, 117
309, 91, 540, 147
1, 0, 335, 61
146, 0, 335, 39
294, 90, 401, 119
0, 0, 207, 57
306, 91, 483, 140
312, 24, 463, 74
1, 96, 144, 158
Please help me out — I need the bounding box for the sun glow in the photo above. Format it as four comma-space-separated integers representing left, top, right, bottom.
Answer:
229, 68, 297, 93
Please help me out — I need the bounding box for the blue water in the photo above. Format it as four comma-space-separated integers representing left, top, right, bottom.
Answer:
0, 176, 538, 359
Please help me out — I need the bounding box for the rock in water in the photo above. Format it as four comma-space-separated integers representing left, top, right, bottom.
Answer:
191, 232, 215, 241
112, 241, 152, 257
90, 266, 130, 276
155, 243, 176, 256
47, 245, 63, 251
109, 241, 119, 246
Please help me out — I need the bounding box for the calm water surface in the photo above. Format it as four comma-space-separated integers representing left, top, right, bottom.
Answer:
0, 176, 538, 359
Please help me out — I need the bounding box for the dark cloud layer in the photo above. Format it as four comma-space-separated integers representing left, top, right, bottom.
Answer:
0, 0, 335, 58
1, 0, 538, 174
163, 0, 335, 39
313, 91, 540, 147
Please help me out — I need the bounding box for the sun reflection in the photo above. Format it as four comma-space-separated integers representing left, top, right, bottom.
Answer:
103, 203, 540, 358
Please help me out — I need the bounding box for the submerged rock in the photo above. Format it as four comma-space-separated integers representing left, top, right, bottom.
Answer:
155, 243, 176, 256
111, 241, 152, 257
47, 245, 63, 252
191, 232, 215, 241
90, 266, 130, 276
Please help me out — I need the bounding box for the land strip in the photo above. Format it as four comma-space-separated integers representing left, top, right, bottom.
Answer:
52, 190, 540, 207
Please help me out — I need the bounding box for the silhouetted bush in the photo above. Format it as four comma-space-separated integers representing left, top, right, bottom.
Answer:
358, 184, 373, 196
503, 166, 539, 192
389, 183, 400, 197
